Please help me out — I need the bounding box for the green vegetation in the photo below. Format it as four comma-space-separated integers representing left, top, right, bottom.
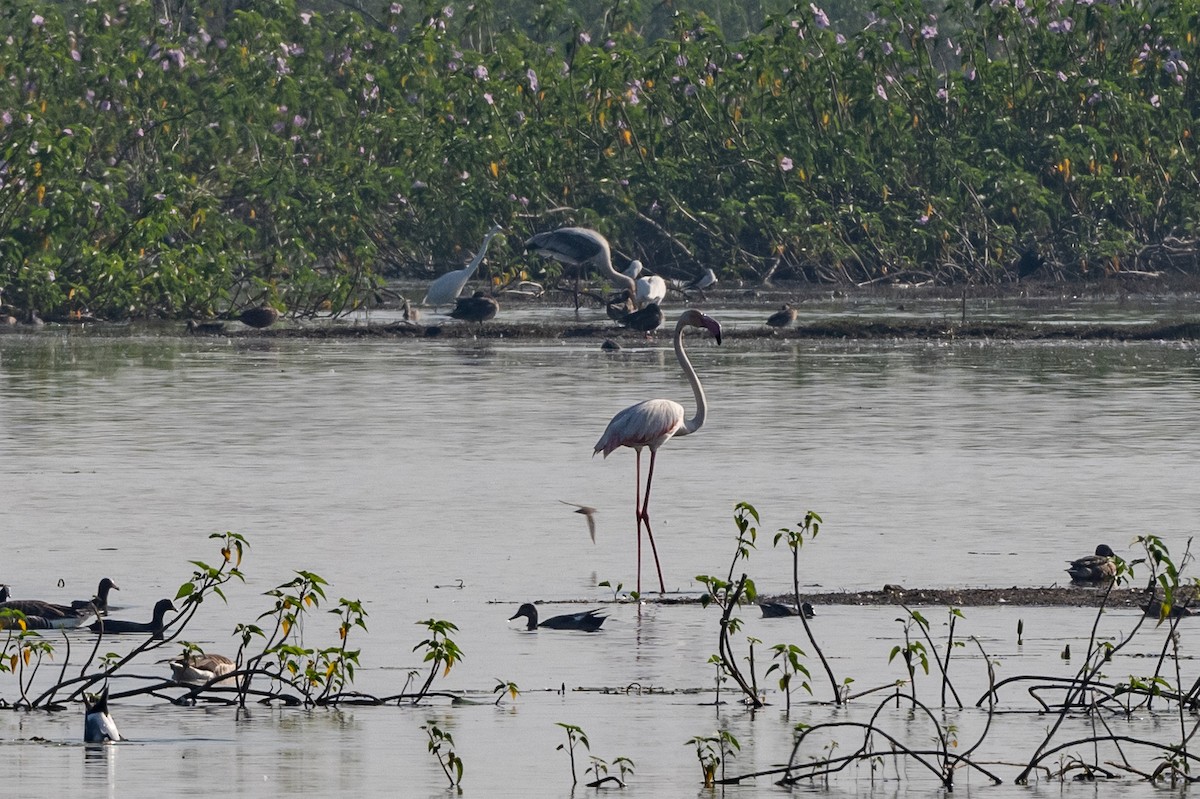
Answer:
0, 0, 1195, 319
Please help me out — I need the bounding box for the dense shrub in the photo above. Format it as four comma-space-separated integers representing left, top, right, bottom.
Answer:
0, 0, 1195, 318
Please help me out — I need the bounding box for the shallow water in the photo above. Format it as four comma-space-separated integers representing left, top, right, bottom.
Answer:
2, 312, 1199, 796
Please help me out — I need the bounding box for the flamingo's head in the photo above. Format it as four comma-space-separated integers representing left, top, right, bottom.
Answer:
679, 309, 722, 345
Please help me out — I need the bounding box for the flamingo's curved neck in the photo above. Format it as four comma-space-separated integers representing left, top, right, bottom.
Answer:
674, 321, 707, 437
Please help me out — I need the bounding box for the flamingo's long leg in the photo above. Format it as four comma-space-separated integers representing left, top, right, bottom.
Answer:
634, 448, 644, 595
640, 449, 667, 594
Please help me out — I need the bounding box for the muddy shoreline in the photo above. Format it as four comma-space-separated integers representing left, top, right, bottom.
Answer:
198, 318, 1200, 342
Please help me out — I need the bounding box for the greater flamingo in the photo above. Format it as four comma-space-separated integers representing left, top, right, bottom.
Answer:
424, 224, 505, 308
594, 308, 722, 593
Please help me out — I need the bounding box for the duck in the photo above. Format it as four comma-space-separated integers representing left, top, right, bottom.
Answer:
1066, 545, 1117, 585
508, 603, 606, 632
169, 651, 237, 686
239, 305, 279, 329
87, 598, 176, 639
449, 291, 499, 328
0, 593, 95, 629
605, 289, 636, 323
84, 686, 122, 743
71, 578, 120, 615
618, 302, 663, 334
759, 601, 815, 619
766, 304, 797, 329
1143, 599, 1192, 620
185, 319, 226, 335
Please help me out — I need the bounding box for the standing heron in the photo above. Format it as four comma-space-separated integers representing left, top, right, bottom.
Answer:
594, 309, 722, 594
424, 224, 505, 309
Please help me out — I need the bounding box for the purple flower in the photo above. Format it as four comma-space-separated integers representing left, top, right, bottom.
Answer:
483, 92, 494, 105
474, 64, 489, 80
936, 87, 948, 101
875, 83, 888, 100
921, 23, 938, 39
526, 68, 538, 92
71, 49, 81, 62
809, 3, 830, 28
579, 32, 591, 45
918, 214, 929, 226
390, 3, 403, 12
676, 54, 688, 67
31, 14, 44, 26
780, 156, 794, 172
1150, 94, 1161, 107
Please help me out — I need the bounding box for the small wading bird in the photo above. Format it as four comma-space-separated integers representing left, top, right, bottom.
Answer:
766, 304, 797, 329
508, 603, 606, 631
169, 651, 237, 686
84, 686, 122, 743
687, 268, 718, 293
1065, 544, 1116, 585
424, 224, 505, 309
88, 598, 176, 639
448, 290, 499, 329
559, 500, 598, 543
594, 309, 722, 594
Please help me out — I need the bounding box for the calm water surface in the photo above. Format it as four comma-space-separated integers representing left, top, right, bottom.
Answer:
2, 310, 1199, 796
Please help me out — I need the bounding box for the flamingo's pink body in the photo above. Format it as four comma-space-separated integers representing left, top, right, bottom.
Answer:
594, 309, 722, 593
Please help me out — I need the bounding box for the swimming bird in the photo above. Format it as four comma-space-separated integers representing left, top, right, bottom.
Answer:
239, 306, 279, 329
169, 652, 237, 686
87, 598, 176, 639
526, 227, 650, 307
625, 260, 667, 308
1143, 599, 1192, 620
766, 304, 797, 329
1066, 545, 1116, 585
449, 291, 499, 328
0, 595, 95, 629
424, 224, 505, 309
559, 500, 598, 543
759, 601, 815, 619
84, 686, 121, 743
72, 578, 119, 615
508, 603, 606, 632
594, 309, 722, 594
618, 302, 664, 335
